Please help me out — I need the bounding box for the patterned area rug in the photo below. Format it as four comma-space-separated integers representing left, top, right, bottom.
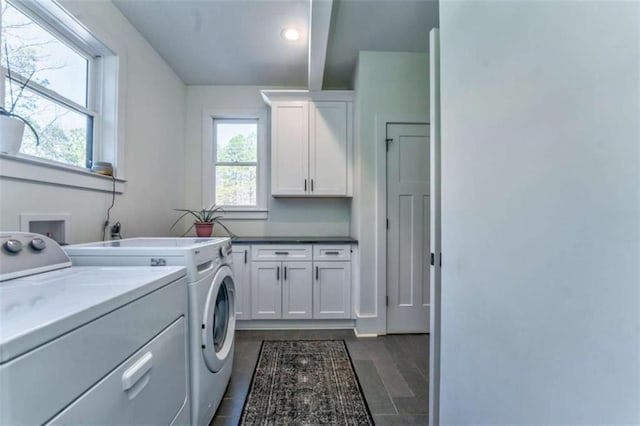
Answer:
240, 340, 374, 425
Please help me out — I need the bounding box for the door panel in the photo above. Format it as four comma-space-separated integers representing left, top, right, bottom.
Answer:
250, 262, 281, 319
271, 102, 309, 195
282, 261, 312, 319
387, 123, 430, 333
423, 194, 431, 306
310, 102, 348, 195
398, 194, 414, 305
313, 261, 351, 319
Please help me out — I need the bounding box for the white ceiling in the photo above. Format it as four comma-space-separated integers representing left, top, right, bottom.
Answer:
112, 0, 439, 89
324, 0, 439, 89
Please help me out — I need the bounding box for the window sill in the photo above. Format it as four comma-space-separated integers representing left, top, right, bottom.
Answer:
221, 209, 268, 220
0, 153, 126, 193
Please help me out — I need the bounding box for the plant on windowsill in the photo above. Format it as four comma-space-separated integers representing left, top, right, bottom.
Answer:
170, 203, 236, 238
0, 44, 40, 155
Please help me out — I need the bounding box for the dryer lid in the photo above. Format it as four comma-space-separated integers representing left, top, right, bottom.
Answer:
0, 265, 185, 363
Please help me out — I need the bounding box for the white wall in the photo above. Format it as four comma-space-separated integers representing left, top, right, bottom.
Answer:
439, 1, 640, 423
352, 51, 429, 333
0, 1, 186, 243
185, 85, 351, 237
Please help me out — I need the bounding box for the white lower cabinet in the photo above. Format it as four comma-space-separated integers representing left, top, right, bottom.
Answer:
282, 261, 313, 319
250, 261, 313, 319
231, 247, 251, 320
313, 261, 352, 319
239, 243, 353, 321
250, 261, 282, 319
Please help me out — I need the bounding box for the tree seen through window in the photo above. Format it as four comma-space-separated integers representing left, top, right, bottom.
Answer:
215, 121, 258, 207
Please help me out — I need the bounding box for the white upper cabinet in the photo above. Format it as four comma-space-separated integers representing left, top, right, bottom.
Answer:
263, 91, 353, 197
271, 102, 309, 196
310, 102, 349, 196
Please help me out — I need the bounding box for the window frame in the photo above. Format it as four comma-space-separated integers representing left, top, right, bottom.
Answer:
202, 109, 268, 220
0, 0, 127, 192
2, 0, 97, 168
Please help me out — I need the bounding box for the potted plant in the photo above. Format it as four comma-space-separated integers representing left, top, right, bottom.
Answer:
1, 45, 39, 154
170, 203, 235, 237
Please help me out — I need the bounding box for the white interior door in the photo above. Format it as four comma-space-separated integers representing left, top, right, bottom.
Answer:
428, 27, 442, 426
386, 123, 430, 333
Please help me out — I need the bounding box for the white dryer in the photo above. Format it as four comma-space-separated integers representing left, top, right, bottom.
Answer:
64, 237, 236, 426
0, 232, 190, 425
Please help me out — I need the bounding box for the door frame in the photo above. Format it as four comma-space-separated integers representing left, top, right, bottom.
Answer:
428, 27, 441, 426
374, 114, 429, 335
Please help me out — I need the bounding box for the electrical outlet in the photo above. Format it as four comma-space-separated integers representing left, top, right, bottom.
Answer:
110, 222, 121, 239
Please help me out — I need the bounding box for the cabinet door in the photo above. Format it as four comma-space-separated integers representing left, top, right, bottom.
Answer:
282, 261, 313, 319
313, 261, 352, 319
231, 247, 251, 320
309, 102, 348, 196
271, 102, 309, 196
250, 262, 282, 319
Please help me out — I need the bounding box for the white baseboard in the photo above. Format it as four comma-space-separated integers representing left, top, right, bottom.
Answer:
353, 328, 379, 338
236, 319, 355, 330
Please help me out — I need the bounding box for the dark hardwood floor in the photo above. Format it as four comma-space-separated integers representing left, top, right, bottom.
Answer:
211, 329, 429, 426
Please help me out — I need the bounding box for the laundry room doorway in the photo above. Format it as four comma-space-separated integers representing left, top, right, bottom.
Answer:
385, 122, 430, 333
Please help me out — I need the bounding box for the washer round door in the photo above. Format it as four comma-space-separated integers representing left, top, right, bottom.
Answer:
202, 265, 236, 373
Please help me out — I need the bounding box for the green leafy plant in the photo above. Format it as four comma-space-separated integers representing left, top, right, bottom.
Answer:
1, 43, 39, 145
170, 203, 236, 237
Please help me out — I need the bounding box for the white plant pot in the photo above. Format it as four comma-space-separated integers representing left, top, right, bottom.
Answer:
0, 115, 25, 154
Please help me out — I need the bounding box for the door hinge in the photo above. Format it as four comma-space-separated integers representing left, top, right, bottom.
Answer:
385, 138, 393, 151
430, 253, 435, 266
386, 296, 389, 306
386, 218, 389, 229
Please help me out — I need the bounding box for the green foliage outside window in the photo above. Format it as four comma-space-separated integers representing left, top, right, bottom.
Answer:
2, 2, 90, 167
216, 129, 258, 207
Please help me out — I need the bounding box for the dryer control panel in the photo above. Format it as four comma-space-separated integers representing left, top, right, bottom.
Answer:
0, 232, 71, 281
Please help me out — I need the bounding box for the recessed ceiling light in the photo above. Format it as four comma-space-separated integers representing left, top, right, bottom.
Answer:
281, 28, 300, 42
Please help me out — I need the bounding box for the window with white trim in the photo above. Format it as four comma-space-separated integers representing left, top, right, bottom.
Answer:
214, 119, 259, 206
1, 0, 122, 188
1, 1, 97, 167
205, 110, 268, 219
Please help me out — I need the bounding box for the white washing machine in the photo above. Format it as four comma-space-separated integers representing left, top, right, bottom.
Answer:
64, 237, 236, 426
0, 232, 190, 425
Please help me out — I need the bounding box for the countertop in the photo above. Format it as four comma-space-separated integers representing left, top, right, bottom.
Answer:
231, 236, 358, 245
